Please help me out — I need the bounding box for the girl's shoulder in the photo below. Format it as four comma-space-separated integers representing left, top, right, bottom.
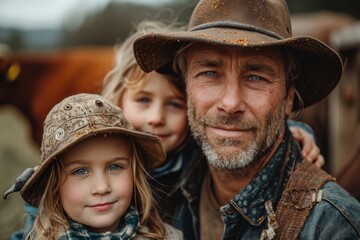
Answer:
134, 223, 183, 240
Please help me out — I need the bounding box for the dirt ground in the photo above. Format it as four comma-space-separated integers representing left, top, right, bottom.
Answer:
0, 106, 40, 240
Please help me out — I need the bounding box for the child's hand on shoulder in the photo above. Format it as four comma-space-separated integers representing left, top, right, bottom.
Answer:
290, 126, 325, 168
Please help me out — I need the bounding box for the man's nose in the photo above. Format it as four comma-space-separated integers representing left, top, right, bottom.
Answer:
218, 78, 246, 114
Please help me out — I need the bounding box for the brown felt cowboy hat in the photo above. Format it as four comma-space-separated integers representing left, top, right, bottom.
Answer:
19, 93, 165, 207
133, 0, 343, 110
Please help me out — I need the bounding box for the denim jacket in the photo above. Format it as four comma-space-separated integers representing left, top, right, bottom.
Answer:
172, 127, 360, 240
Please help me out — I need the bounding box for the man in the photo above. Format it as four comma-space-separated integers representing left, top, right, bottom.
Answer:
133, 0, 360, 239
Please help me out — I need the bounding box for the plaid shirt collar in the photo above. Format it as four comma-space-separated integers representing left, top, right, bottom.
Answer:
57, 204, 139, 240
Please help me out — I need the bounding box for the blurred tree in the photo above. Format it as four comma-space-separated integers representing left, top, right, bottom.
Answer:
60, 1, 195, 47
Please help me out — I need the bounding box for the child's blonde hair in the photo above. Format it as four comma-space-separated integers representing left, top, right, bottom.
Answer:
101, 20, 186, 106
28, 135, 165, 240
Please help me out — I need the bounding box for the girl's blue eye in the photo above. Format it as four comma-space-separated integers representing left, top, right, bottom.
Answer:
73, 168, 87, 175
108, 164, 121, 171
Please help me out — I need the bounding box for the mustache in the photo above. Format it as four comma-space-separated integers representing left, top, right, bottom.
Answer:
199, 114, 261, 130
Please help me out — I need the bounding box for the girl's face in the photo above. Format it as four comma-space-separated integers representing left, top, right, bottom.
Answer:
121, 71, 189, 153
59, 135, 133, 233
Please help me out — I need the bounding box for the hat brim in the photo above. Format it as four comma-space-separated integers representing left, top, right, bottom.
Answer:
21, 128, 165, 207
134, 27, 343, 110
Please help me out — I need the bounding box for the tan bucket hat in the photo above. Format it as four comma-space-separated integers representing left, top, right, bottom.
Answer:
20, 93, 165, 207
133, 0, 343, 110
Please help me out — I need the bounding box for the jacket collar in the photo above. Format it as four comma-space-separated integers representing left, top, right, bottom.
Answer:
180, 126, 303, 225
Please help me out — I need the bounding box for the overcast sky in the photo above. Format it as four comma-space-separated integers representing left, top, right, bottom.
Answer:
0, 0, 180, 30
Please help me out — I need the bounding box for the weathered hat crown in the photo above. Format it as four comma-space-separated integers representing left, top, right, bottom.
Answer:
41, 93, 133, 162
188, 0, 292, 38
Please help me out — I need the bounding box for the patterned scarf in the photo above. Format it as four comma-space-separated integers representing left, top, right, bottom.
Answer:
57, 204, 139, 240
225, 126, 302, 225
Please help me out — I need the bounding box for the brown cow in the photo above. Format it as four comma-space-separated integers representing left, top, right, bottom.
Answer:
0, 47, 114, 145
0, 47, 113, 238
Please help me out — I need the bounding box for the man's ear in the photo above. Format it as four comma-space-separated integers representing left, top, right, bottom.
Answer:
285, 87, 295, 116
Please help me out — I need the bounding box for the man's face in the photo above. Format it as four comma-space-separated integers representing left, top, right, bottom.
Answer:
185, 44, 294, 169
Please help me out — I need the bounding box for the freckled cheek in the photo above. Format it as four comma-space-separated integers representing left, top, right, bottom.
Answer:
113, 174, 134, 199
59, 183, 87, 214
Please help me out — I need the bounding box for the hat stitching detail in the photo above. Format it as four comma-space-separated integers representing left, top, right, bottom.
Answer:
79, 97, 95, 129
55, 128, 65, 141
189, 21, 284, 40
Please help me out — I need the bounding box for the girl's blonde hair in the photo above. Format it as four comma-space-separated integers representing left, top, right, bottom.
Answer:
27, 135, 166, 239
101, 20, 186, 106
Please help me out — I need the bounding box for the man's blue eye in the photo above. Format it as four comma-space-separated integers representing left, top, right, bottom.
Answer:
203, 71, 216, 77
249, 75, 262, 81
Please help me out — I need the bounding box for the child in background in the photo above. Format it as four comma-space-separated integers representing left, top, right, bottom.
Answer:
101, 20, 324, 219
102, 21, 194, 199
8, 93, 182, 239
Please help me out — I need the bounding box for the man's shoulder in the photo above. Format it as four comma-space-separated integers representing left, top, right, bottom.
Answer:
322, 181, 359, 203
321, 181, 360, 226
301, 181, 360, 238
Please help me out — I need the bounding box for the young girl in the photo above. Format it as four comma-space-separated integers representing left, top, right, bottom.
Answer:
13, 93, 182, 239
101, 20, 324, 220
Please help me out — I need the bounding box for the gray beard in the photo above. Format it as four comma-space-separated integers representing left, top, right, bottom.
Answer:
201, 138, 259, 169
187, 100, 286, 170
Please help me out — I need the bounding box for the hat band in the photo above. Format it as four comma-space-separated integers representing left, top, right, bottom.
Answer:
189, 21, 284, 40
